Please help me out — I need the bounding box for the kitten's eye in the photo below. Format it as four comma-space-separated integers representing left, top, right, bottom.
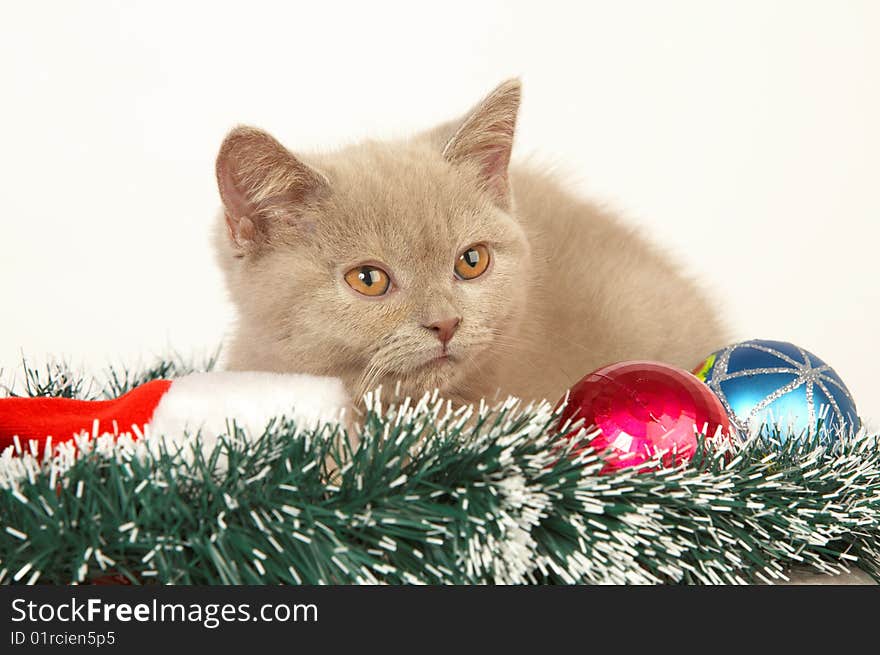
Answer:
345, 265, 391, 297
454, 244, 491, 280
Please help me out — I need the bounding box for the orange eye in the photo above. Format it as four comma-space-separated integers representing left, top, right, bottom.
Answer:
344, 265, 391, 297
454, 244, 491, 280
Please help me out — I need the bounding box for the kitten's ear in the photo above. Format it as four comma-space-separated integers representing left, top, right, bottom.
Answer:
442, 79, 521, 210
216, 126, 328, 250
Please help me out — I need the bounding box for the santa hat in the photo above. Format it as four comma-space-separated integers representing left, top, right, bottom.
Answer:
0, 371, 349, 457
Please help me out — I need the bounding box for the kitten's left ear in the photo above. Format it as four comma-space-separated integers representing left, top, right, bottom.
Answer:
216, 126, 329, 252
442, 79, 521, 210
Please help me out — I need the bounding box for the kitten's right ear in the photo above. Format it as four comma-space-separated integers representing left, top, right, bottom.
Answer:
441, 79, 521, 210
216, 126, 328, 251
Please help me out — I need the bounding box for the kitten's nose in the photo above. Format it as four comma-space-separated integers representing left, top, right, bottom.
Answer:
424, 317, 461, 345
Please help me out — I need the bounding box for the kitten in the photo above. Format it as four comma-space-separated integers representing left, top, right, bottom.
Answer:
213, 79, 726, 407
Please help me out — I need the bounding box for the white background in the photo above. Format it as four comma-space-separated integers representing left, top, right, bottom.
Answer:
1, 1, 877, 423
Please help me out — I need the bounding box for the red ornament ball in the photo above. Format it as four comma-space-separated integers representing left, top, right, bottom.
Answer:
557, 361, 731, 471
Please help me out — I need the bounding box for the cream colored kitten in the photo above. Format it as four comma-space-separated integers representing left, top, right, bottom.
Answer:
214, 80, 726, 406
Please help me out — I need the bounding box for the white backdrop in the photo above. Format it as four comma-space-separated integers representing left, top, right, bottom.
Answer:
1, 1, 878, 423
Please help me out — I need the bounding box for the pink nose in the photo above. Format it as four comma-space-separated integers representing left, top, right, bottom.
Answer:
424, 317, 461, 345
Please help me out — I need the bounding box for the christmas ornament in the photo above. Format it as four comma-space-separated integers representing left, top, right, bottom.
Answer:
0, 371, 348, 455
693, 339, 859, 441
558, 361, 731, 471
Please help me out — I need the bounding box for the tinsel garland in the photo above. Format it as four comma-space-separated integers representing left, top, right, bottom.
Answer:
0, 359, 878, 585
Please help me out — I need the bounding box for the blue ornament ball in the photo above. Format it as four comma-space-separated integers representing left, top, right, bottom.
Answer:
692, 339, 859, 442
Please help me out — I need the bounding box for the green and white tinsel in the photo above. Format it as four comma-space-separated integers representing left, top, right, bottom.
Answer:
0, 358, 879, 585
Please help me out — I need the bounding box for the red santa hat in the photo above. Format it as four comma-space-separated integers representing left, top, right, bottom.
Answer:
0, 371, 349, 459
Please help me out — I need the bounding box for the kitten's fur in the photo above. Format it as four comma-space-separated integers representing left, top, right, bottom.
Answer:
214, 80, 726, 406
